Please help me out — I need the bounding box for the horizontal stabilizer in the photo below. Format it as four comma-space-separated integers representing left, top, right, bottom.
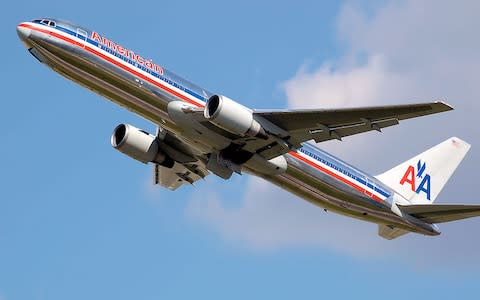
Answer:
399, 204, 480, 224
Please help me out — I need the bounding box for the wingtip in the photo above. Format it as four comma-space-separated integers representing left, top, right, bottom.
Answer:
434, 101, 454, 111
449, 137, 471, 150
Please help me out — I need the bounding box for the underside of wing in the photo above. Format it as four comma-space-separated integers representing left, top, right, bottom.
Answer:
149, 99, 453, 184
154, 161, 209, 191
399, 204, 480, 224
152, 127, 210, 190
255, 101, 452, 145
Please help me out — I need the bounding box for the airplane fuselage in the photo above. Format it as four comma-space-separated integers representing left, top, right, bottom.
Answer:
17, 19, 440, 237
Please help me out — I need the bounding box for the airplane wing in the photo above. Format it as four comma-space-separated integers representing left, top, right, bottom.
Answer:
399, 204, 480, 224
152, 127, 210, 190
154, 161, 209, 191
160, 101, 453, 181
255, 101, 452, 147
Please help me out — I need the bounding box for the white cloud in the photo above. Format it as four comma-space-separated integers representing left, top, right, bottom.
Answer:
187, 0, 480, 264
188, 176, 385, 256
188, 175, 480, 265
283, 0, 480, 166
284, 55, 403, 109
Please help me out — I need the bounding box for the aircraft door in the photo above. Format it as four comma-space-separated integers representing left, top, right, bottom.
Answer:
76, 28, 88, 47
364, 178, 374, 198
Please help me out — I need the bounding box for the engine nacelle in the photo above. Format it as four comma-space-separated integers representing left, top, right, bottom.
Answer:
111, 124, 174, 168
204, 95, 268, 139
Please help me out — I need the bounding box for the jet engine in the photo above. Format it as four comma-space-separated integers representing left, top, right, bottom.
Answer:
204, 95, 268, 139
111, 124, 174, 168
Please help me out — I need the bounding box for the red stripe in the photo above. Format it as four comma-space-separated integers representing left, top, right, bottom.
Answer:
19, 23, 204, 108
289, 151, 383, 203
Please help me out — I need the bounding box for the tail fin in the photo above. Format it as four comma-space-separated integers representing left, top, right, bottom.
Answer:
376, 137, 470, 204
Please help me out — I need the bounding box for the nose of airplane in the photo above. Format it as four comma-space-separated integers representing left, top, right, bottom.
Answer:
17, 23, 32, 47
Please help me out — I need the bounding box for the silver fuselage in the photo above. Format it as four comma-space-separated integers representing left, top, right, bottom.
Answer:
17, 19, 439, 236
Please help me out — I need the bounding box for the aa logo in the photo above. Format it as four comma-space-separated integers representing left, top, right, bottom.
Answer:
399, 160, 431, 200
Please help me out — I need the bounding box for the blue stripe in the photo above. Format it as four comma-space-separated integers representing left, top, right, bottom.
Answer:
45, 22, 206, 103
56, 26, 77, 39
299, 147, 391, 198
375, 187, 390, 198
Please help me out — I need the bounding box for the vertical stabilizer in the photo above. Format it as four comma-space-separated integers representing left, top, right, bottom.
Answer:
376, 137, 470, 204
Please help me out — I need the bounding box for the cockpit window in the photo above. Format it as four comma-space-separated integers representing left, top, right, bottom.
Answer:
38, 19, 56, 27
32, 19, 42, 23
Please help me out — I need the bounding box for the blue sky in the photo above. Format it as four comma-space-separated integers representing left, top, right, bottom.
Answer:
2, 1, 480, 299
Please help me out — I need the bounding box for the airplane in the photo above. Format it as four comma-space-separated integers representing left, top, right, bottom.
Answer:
17, 18, 480, 240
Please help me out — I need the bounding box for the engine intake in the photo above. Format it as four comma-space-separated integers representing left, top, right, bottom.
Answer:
111, 124, 174, 168
204, 95, 268, 139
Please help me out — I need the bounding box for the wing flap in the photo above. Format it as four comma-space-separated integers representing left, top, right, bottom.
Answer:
291, 118, 399, 143
255, 101, 452, 145
399, 204, 480, 224
154, 162, 209, 191
378, 224, 410, 240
